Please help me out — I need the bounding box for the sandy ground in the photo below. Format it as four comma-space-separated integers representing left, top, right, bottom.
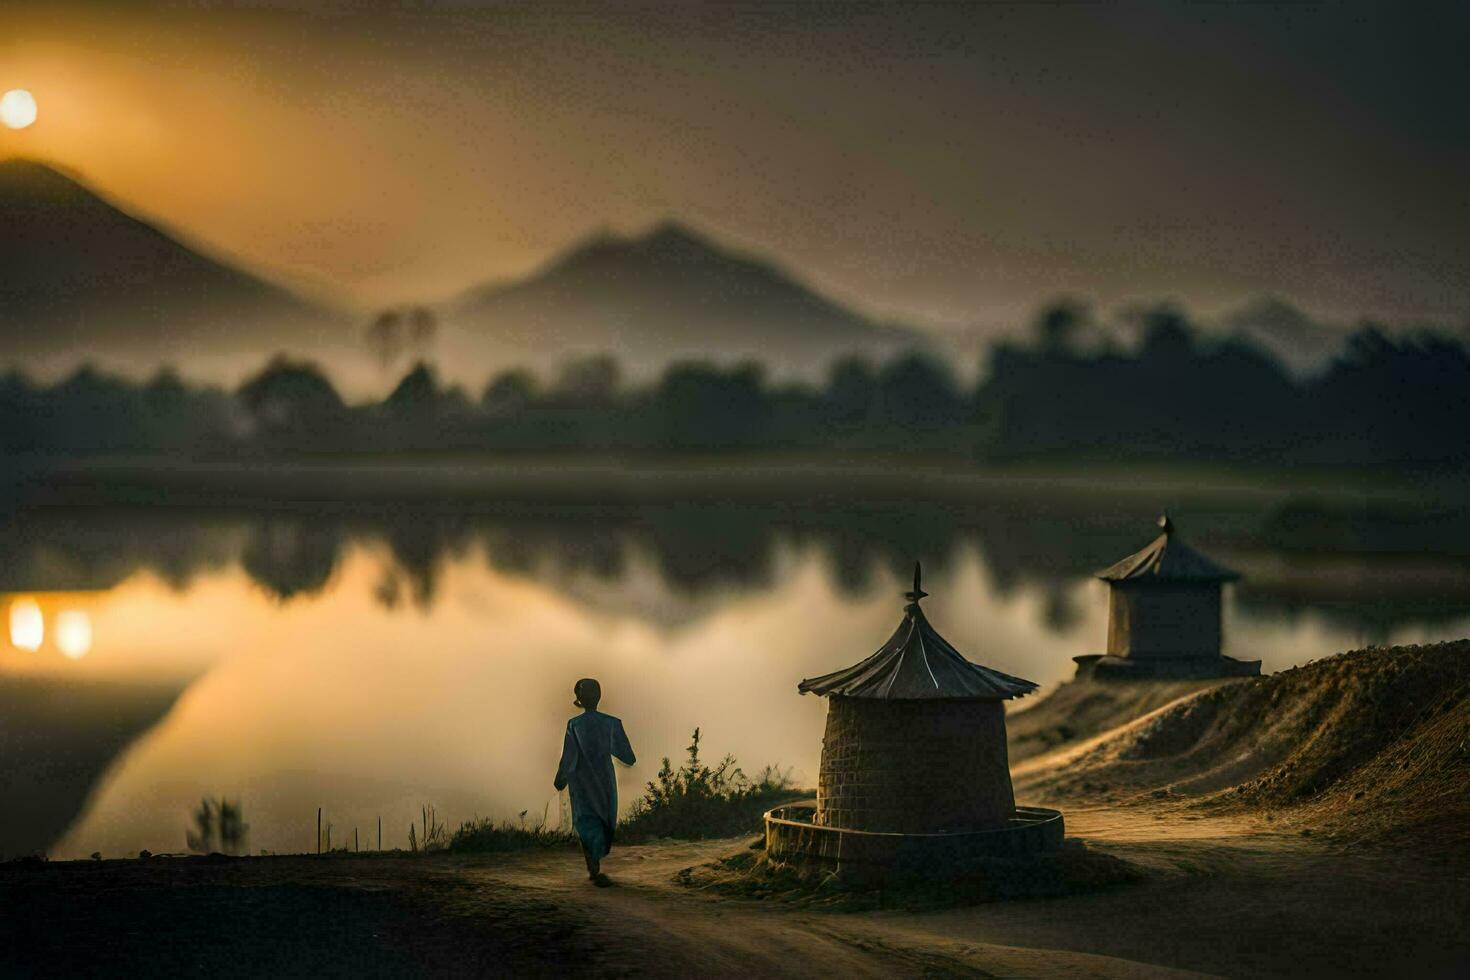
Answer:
1007, 678, 1239, 764
4, 803, 1465, 979
6, 647, 1465, 977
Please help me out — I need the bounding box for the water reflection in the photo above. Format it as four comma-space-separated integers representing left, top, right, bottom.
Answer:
6, 502, 1470, 636
240, 521, 343, 600
55, 610, 92, 659
9, 597, 43, 650
0, 498, 1467, 860
6, 594, 102, 658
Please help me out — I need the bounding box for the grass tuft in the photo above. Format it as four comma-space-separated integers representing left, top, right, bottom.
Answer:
449, 805, 577, 853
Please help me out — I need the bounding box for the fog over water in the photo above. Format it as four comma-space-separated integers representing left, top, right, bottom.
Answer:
3, 497, 1468, 860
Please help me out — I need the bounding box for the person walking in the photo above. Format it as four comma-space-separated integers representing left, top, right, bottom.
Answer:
553, 678, 636, 885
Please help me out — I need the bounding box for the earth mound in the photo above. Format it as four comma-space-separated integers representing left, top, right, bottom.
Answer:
1007, 675, 1237, 762
1016, 641, 1470, 850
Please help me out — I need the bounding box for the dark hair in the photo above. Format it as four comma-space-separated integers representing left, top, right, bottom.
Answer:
573, 677, 601, 709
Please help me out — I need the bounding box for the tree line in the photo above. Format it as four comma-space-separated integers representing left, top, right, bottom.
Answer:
2, 303, 1467, 468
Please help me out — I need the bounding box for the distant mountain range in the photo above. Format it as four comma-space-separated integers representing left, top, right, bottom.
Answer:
4, 157, 1449, 393
443, 221, 925, 380
0, 159, 343, 374
0, 159, 930, 388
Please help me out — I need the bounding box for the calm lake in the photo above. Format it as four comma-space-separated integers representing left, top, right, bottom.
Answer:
4, 467, 1469, 859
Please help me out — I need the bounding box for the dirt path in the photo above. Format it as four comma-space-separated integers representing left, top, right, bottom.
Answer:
453, 840, 983, 977
4, 810, 1465, 977
458, 803, 1467, 978
844, 806, 1468, 978
449, 837, 1210, 979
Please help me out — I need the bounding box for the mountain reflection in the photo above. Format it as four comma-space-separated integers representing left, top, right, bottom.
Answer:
4, 498, 1470, 637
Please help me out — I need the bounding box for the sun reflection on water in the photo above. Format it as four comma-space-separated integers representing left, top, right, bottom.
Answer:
56, 610, 94, 659
8, 597, 44, 651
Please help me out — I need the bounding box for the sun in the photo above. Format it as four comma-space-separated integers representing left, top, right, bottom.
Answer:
1, 89, 38, 130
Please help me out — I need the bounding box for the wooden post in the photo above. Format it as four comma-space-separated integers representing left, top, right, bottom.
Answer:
327, 824, 331, 852
378, 817, 382, 852
355, 827, 359, 853
317, 807, 322, 855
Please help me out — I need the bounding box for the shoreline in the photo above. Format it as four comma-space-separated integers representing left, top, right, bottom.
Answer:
6, 452, 1464, 509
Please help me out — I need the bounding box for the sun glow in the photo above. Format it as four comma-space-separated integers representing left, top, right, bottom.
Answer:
56, 610, 94, 659
9, 598, 44, 650
0, 89, 38, 130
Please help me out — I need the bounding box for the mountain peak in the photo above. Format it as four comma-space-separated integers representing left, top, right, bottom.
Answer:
0, 156, 62, 175
0, 157, 93, 201
450, 219, 921, 379
636, 219, 721, 254
0, 157, 337, 361
550, 219, 730, 273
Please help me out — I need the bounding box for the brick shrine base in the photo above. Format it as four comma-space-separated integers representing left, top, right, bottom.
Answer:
764, 801, 1064, 883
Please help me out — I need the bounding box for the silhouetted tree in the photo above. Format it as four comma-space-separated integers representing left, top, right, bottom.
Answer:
1311, 326, 1470, 464
1139, 305, 1195, 361
1033, 299, 1090, 355
41, 365, 146, 451
8, 304, 1468, 468
651, 361, 769, 448
825, 356, 878, 429
482, 369, 537, 416
553, 354, 621, 407
384, 361, 440, 417
141, 368, 187, 415
874, 352, 962, 432
237, 355, 345, 446
0, 371, 41, 453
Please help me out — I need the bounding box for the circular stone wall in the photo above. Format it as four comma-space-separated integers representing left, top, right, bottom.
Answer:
766, 803, 1064, 882
815, 696, 1016, 833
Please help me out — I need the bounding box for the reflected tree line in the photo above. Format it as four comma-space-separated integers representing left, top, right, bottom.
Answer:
2, 302, 1468, 467
6, 500, 1469, 639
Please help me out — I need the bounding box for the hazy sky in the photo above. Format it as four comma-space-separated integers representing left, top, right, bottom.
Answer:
2, 1, 1467, 327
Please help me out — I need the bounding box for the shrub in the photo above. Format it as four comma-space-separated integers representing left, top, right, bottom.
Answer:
448, 729, 805, 853
619, 728, 802, 841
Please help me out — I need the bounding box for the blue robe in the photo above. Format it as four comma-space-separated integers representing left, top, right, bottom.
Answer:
554, 710, 636, 859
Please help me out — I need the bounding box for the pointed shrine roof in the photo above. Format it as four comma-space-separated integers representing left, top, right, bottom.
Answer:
798, 563, 1038, 701
1097, 515, 1241, 583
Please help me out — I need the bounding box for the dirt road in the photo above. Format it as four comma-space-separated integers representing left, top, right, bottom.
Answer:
474, 808, 1462, 979
451, 835, 1211, 979
3, 807, 1465, 977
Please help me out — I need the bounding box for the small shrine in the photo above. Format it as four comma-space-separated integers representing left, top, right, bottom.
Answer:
1074, 515, 1260, 679
764, 564, 1063, 880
